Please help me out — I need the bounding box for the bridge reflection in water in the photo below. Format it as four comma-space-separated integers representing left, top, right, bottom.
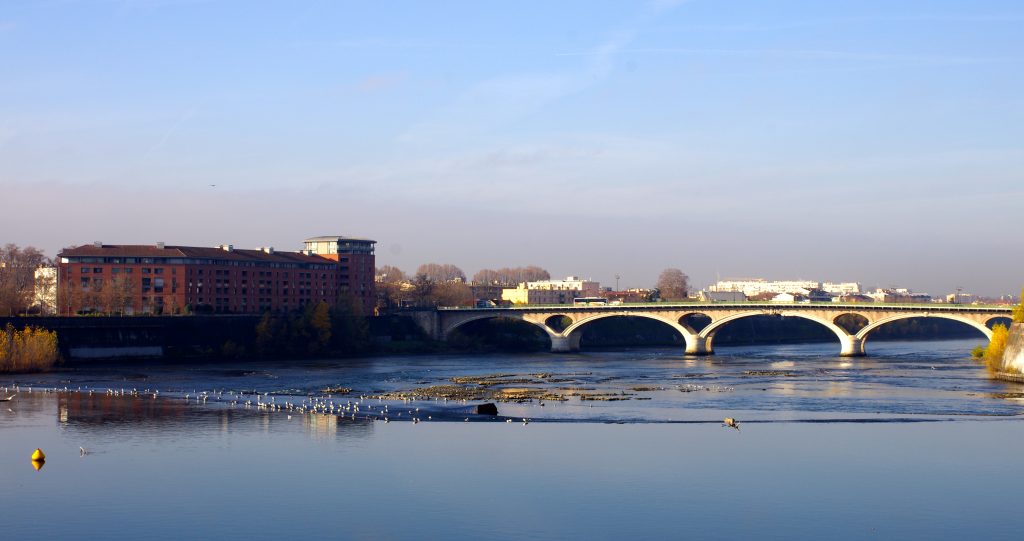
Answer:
414, 303, 1012, 357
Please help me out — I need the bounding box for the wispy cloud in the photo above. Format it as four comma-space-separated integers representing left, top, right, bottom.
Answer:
355, 72, 409, 94
399, 1, 693, 143
557, 47, 1007, 66
659, 13, 1024, 33
139, 107, 197, 161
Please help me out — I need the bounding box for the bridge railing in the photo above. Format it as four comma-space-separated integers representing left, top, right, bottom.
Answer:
436, 301, 1012, 312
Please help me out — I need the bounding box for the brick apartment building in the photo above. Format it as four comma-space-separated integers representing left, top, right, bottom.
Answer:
57, 236, 375, 316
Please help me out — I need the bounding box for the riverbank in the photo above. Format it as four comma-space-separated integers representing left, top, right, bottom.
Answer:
995, 323, 1024, 382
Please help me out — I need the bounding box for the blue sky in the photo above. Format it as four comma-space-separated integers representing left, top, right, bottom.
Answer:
1, 0, 1022, 296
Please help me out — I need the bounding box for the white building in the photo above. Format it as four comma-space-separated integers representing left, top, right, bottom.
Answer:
34, 266, 57, 315
709, 279, 820, 297
821, 282, 861, 295
501, 276, 601, 305
945, 292, 979, 305
867, 288, 932, 303
523, 276, 601, 295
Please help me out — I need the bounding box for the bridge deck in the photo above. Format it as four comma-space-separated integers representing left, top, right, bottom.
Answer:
438, 302, 1011, 314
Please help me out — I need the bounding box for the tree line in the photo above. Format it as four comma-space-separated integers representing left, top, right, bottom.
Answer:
376, 262, 691, 308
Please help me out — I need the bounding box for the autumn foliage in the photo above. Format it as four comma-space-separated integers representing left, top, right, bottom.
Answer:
0, 324, 59, 373
973, 323, 1010, 373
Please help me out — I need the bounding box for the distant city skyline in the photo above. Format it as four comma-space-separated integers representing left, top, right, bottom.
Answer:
1, 1, 1022, 297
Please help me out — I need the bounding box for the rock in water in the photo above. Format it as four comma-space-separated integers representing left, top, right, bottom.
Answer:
474, 403, 499, 416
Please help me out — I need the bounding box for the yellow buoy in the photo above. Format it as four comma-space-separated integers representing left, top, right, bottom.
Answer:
31, 459, 45, 471
31, 448, 46, 461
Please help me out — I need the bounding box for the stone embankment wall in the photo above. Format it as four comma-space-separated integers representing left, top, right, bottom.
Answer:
997, 323, 1024, 382
0, 316, 260, 361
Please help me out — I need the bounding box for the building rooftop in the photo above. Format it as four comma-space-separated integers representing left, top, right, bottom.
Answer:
60, 244, 333, 265
304, 236, 376, 243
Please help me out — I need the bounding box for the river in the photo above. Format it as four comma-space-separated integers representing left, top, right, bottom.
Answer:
2, 339, 1022, 539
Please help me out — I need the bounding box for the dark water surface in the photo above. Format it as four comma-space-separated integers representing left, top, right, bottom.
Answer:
3, 340, 1023, 539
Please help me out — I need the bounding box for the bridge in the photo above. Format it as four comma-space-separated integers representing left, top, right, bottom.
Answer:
409, 302, 1013, 357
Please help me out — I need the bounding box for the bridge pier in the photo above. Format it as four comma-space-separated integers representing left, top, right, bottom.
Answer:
685, 335, 713, 356
840, 336, 865, 357
550, 334, 581, 353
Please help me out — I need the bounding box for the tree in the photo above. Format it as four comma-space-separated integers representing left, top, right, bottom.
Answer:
520, 266, 550, 283
416, 263, 466, 283
98, 275, 134, 315
472, 269, 501, 285
981, 323, 1010, 373
57, 279, 84, 316
433, 281, 474, 307
411, 274, 435, 306
308, 301, 332, 353
330, 292, 370, 354
473, 266, 550, 286
375, 265, 407, 283
0, 244, 49, 316
656, 268, 690, 301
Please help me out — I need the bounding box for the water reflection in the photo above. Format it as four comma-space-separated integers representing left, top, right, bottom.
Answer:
25, 392, 377, 442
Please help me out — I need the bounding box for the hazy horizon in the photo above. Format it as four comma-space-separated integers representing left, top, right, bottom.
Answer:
2, 1, 1022, 297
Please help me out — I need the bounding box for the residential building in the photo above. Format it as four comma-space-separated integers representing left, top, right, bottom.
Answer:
946, 292, 979, 305
866, 288, 932, 304
709, 279, 819, 297
301, 236, 377, 313
699, 290, 746, 302
57, 235, 375, 315
821, 282, 861, 295
501, 287, 579, 305
500, 275, 601, 306
807, 289, 834, 302
523, 276, 601, 296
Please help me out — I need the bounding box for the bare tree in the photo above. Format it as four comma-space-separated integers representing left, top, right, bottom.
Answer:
0, 244, 49, 315
472, 269, 501, 285
433, 282, 474, 307
375, 265, 407, 283
99, 275, 134, 315
416, 263, 466, 284
520, 266, 551, 282
656, 268, 690, 301
476, 266, 551, 286
411, 274, 435, 306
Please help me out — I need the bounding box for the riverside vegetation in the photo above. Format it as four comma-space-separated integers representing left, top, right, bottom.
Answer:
972, 288, 1024, 373
0, 324, 59, 373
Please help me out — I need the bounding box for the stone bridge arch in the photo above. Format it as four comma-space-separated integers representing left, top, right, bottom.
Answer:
855, 312, 995, 353
696, 310, 862, 356
441, 313, 555, 341
559, 312, 695, 353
